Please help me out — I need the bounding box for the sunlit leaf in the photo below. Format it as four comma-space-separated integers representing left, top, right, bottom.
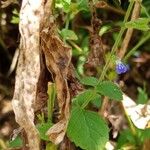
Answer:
55, 0, 71, 12
46, 142, 58, 150
125, 18, 150, 31
99, 25, 111, 36
60, 29, 78, 40
11, 16, 19, 24
77, 0, 90, 12
37, 122, 53, 141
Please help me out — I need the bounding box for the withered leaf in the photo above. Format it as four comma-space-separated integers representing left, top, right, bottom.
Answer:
40, 0, 71, 144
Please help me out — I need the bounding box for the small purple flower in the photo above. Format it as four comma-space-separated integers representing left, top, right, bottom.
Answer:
115, 60, 129, 74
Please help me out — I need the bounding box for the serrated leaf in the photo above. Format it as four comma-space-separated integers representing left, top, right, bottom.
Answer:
80, 76, 98, 86
9, 136, 23, 148
67, 107, 109, 150
72, 89, 99, 108
60, 29, 78, 40
137, 87, 148, 104
96, 81, 123, 101
125, 18, 150, 31
37, 122, 53, 141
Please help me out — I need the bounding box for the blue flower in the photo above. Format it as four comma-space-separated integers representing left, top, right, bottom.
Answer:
115, 60, 129, 74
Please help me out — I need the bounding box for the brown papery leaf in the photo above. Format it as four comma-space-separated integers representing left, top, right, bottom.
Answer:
46, 119, 67, 144
40, 0, 71, 144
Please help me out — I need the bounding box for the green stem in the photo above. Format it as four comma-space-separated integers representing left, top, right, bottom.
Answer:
81, 91, 97, 109
63, 13, 70, 43
99, 0, 135, 81
81, 94, 95, 109
124, 33, 150, 61
124, 106, 137, 135
47, 83, 56, 123
141, 3, 150, 18
65, 13, 70, 29
68, 40, 83, 52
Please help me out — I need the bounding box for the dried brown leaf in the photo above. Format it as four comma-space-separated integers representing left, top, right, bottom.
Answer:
46, 119, 67, 144
41, 30, 71, 143
40, 0, 71, 144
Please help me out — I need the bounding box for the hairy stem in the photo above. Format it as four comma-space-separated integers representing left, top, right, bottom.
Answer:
99, 0, 135, 81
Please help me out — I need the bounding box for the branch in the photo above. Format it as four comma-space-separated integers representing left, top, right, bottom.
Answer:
12, 0, 46, 149
118, 1, 141, 59
95, 1, 125, 15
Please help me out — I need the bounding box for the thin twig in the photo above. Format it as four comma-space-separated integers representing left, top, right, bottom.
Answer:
99, 0, 135, 81
68, 40, 82, 52
124, 33, 150, 60
95, 1, 125, 16
98, 1, 135, 119
7, 48, 19, 76
118, 1, 141, 59
98, 96, 109, 119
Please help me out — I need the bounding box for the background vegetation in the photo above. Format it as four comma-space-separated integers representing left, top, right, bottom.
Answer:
0, 0, 150, 149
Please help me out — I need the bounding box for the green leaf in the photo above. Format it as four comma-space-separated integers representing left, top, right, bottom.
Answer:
137, 87, 148, 104
46, 142, 58, 150
36, 122, 53, 141
67, 107, 109, 150
99, 25, 111, 36
11, 16, 19, 24
80, 76, 99, 86
116, 129, 136, 149
11, 9, 19, 24
91, 96, 102, 108
96, 81, 123, 101
60, 29, 78, 40
69, 3, 80, 19
72, 90, 99, 108
125, 18, 150, 31
77, 0, 90, 12
138, 128, 150, 142
12, 9, 19, 15
9, 136, 23, 148
56, 0, 71, 13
